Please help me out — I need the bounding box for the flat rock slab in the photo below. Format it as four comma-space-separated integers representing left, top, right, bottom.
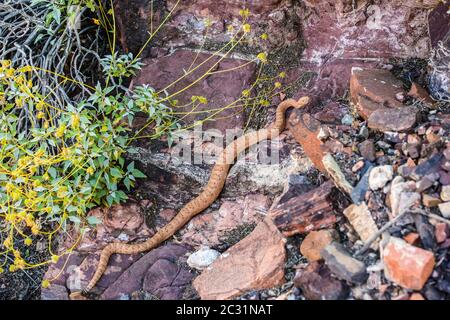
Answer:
368, 106, 418, 132
41, 202, 194, 300
350, 68, 406, 111
350, 68, 419, 132
132, 49, 256, 133
101, 244, 194, 300
193, 219, 286, 300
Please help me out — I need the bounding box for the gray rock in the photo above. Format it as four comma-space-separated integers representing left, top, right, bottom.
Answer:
369, 165, 394, 190
358, 140, 376, 162
351, 162, 373, 204
341, 114, 354, 126
441, 185, 450, 201
187, 247, 220, 270
414, 214, 436, 250
41, 284, 69, 300
439, 202, 450, 218
321, 242, 368, 284
101, 244, 193, 300
410, 153, 443, 181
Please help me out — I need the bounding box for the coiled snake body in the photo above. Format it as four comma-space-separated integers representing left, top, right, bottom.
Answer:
71, 97, 310, 298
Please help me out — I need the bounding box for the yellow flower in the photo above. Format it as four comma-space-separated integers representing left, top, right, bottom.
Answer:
5, 68, 14, 77
15, 96, 25, 108
242, 89, 251, 97
5, 182, 14, 192
35, 149, 45, 158
27, 190, 37, 199
239, 8, 250, 18
0, 267, 4, 273
92, 18, 100, 25
227, 25, 235, 33
260, 33, 268, 40
198, 96, 208, 104
51, 255, 59, 263
86, 167, 94, 175
279, 71, 286, 78
3, 237, 11, 248
37, 111, 45, 119
57, 186, 68, 198
9, 265, 17, 272
71, 113, 80, 129
257, 52, 268, 63
36, 101, 44, 110
24, 238, 32, 246
55, 124, 66, 138
11, 190, 21, 201
42, 280, 50, 288
260, 99, 270, 107
18, 65, 33, 73
274, 82, 282, 89
31, 225, 40, 235
243, 24, 251, 33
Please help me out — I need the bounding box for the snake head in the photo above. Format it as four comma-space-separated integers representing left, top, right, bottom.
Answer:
295, 96, 310, 108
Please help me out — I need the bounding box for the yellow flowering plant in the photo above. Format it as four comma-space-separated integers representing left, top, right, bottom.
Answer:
0, 57, 178, 271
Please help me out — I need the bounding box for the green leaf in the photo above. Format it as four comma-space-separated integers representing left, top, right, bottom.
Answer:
87, 216, 102, 225
48, 167, 57, 179
123, 177, 131, 191
110, 167, 122, 178
131, 169, 146, 178
127, 161, 135, 172
68, 216, 81, 224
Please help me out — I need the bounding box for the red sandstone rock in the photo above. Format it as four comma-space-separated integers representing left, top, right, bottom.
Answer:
408, 82, 435, 105
165, 0, 301, 50
368, 106, 418, 132
349, 68, 418, 132
383, 237, 435, 290
132, 50, 256, 133
410, 293, 426, 300
435, 223, 450, 243
404, 232, 420, 245
64, 202, 153, 253
301, 1, 431, 63
181, 194, 271, 247
300, 230, 339, 262
350, 68, 406, 113
288, 110, 328, 173
193, 219, 286, 300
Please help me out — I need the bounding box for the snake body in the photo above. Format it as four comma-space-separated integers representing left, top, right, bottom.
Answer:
74, 97, 310, 297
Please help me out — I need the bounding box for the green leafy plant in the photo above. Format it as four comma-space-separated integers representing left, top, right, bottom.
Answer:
0, 55, 178, 271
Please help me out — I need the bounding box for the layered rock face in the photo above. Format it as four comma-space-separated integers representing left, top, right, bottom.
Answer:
115, 0, 441, 103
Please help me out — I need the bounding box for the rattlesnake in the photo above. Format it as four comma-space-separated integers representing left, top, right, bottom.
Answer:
70, 96, 310, 299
